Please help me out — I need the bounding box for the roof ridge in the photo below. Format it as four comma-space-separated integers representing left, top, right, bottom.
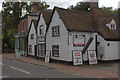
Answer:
54, 6, 91, 14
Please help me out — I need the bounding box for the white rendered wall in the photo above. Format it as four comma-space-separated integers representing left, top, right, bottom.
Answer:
46, 10, 70, 61
37, 14, 46, 44
104, 41, 119, 60
68, 32, 96, 61
97, 34, 119, 60
28, 22, 37, 56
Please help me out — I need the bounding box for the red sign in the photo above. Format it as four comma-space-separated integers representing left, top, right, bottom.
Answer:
73, 35, 85, 47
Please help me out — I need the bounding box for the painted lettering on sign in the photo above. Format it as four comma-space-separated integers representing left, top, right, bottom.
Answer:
88, 51, 97, 65
73, 51, 83, 65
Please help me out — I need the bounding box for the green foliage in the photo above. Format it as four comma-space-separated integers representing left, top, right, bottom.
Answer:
67, 2, 90, 12
2, 2, 49, 49
67, 2, 118, 15
100, 6, 118, 15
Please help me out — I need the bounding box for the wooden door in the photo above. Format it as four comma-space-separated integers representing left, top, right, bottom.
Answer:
35, 45, 37, 57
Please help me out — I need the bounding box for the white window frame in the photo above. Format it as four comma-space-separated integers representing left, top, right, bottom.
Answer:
52, 25, 60, 37
39, 25, 44, 35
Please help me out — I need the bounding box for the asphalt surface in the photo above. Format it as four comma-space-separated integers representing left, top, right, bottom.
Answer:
2, 58, 87, 78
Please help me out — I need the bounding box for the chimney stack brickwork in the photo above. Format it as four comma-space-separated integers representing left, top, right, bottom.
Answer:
90, 0, 100, 30
33, 3, 38, 12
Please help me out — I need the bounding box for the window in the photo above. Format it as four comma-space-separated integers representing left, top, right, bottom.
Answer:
52, 26, 60, 37
29, 45, 32, 54
40, 25, 44, 35
38, 44, 45, 56
111, 24, 115, 30
52, 45, 59, 57
31, 34, 34, 39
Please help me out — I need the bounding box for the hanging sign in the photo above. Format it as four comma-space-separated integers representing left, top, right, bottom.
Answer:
73, 50, 83, 65
88, 51, 97, 65
45, 50, 51, 63
73, 35, 85, 46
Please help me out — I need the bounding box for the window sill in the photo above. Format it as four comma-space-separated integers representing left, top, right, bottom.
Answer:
52, 35, 60, 37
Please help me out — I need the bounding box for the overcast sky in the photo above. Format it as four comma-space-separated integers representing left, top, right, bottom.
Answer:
0, 0, 120, 11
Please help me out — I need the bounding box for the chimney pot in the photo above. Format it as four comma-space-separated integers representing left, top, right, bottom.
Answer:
90, 0, 99, 9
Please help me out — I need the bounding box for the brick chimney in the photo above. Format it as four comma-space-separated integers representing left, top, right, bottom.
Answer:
90, 0, 100, 30
32, 3, 38, 12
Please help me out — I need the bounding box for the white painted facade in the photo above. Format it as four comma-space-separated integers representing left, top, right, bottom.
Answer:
37, 14, 47, 57
28, 22, 37, 56
97, 34, 120, 60
37, 14, 47, 44
46, 10, 96, 61
69, 32, 96, 61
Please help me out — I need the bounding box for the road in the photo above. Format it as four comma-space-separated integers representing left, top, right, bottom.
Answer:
2, 58, 86, 78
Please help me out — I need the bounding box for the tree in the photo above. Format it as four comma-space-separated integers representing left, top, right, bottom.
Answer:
67, 2, 118, 15
2, 1, 49, 49
100, 6, 118, 15
67, 2, 90, 12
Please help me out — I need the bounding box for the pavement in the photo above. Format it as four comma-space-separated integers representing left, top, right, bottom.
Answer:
2, 53, 120, 78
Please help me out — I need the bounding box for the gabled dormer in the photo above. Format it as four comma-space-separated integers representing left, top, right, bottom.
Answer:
106, 19, 116, 30
37, 10, 52, 43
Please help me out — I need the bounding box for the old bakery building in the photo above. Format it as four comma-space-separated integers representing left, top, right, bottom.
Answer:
46, 2, 120, 62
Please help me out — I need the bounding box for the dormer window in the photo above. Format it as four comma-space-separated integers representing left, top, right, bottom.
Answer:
111, 24, 116, 30
106, 19, 116, 30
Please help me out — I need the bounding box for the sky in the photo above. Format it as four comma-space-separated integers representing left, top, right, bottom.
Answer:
0, 0, 120, 11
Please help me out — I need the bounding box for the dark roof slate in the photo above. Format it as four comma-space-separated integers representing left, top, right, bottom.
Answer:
54, 7, 120, 41
55, 7, 92, 32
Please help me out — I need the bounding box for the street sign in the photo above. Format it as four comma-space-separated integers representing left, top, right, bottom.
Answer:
45, 50, 51, 63
72, 50, 83, 65
88, 50, 97, 65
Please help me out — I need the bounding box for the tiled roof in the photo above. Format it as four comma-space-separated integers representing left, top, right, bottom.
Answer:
54, 7, 120, 41
55, 7, 92, 32
38, 9, 52, 26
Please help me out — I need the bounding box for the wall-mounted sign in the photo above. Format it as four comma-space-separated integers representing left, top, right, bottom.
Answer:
45, 50, 51, 63
88, 51, 97, 65
73, 35, 85, 46
72, 50, 83, 65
